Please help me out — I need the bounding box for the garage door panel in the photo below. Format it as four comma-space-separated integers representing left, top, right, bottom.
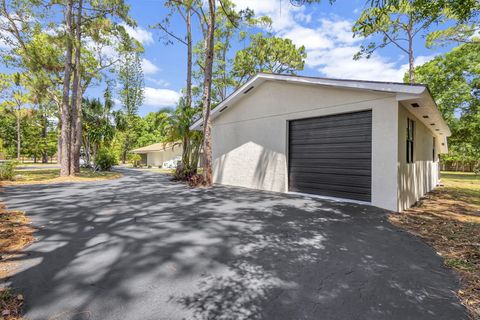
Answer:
290, 174, 371, 188
289, 152, 372, 160
290, 182, 371, 201
290, 117, 372, 131
290, 181, 370, 195
289, 166, 371, 176
290, 135, 372, 145
290, 124, 372, 138
290, 158, 371, 169
290, 111, 371, 127
290, 142, 371, 153
288, 110, 372, 202
289, 186, 370, 201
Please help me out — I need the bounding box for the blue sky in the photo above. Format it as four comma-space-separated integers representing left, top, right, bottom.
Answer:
118, 0, 455, 116
1, 0, 455, 116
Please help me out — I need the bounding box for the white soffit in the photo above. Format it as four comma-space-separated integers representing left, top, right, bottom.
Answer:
397, 93, 451, 153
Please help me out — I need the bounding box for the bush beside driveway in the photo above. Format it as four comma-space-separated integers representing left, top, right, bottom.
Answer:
0, 168, 469, 320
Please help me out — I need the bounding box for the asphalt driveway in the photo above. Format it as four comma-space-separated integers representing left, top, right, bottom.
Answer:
1, 168, 468, 320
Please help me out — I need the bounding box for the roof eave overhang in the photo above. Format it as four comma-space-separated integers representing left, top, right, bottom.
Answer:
191, 74, 265, 131
396, 89, 451, 153
191, 74, 451, 154
130, 143, 181, 154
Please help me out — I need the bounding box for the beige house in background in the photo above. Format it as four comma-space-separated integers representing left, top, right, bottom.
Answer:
131, 142, 182, 167
191, 73, 451, 212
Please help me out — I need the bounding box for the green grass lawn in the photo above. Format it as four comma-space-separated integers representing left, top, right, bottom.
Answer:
8, 168, 122, 184
441, 171, 480, 206
15, 162, 58, 166
442, 171, 480, 183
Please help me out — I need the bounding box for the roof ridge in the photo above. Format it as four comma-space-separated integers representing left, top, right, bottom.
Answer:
259, 72, 427, 87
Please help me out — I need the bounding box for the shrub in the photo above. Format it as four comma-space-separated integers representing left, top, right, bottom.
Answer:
0, 161, 17, 181
172, 162, 199, 181
474, 164, 480, 176
187, 173, 206, 187
129, 153, 142, 168
94, 149, 118, 171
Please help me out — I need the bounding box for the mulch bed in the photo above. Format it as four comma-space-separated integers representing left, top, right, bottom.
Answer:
0, 193, 35, 320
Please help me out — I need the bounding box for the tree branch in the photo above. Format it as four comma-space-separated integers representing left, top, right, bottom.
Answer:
381, 30, 409, 54
219, 0, 238, 28
154, 22, 187, 45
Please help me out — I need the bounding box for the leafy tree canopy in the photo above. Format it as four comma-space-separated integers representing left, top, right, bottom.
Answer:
414, 43, 480, 167
232, 34, 306, 84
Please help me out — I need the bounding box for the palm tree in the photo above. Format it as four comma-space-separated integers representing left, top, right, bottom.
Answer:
160, 98, 202, 178
82, 94, 115, 165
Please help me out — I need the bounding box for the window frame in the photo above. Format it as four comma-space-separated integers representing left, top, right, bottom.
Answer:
406, 118, 415, 163
432, 137, 436, 162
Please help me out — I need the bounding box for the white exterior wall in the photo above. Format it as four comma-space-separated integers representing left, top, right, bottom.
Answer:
397, 104, 439, 211
212, 81, 399, 211
146, 147, 183, 167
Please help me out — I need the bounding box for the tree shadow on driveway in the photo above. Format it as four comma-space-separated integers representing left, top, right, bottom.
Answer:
0, 169, 469, 320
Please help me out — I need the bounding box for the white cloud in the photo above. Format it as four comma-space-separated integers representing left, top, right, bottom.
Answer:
146, 76, 170, 87
233, 1, 431, 82
233, 0, 301, 31
144, 87, 181, 107
122, 24, 154, 45
277, 17, 414, 81
282, 25, 334, 50
414, 55, 435, 66
294, 11, 312, 24
313, 47, 407, 81
141, 58, 160, 74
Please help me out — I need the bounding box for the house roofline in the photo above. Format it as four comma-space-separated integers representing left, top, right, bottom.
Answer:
190, 73, 450, 150
261, 72, 428, 88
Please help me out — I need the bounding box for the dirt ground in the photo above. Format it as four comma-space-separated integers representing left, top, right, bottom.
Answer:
390, 172, 480, 319
0, 195, 35, 319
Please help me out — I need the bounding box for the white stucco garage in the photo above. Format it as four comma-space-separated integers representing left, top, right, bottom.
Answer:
131, 142, 182, 167
191, 73, 451, 212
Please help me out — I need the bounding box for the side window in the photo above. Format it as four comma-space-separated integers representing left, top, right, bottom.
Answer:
406, 118, 415, 163
433, 137, 436, 161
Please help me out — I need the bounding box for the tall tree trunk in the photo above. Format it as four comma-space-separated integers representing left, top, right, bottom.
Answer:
16, 102, 20, 160
181, 6, 193, 173
41, 107, 48, 163
70, 0, 83, 174
57, 129, 62, 164
201, 0, 216, 186
407, 20, 415, 84
60, 0, 74, 176
186, 6, 192, 108
122, 150, 127, 164
221, 33, 229, 100
56, 101, 62, 164
84, 136, 90, 165
72, 84, 83, 172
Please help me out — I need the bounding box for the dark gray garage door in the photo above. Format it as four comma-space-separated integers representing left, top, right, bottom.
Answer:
288, 110, 372, 202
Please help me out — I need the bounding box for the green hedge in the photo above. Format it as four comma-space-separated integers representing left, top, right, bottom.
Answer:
94, 149, 118, 171
0, 161, 17, 181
